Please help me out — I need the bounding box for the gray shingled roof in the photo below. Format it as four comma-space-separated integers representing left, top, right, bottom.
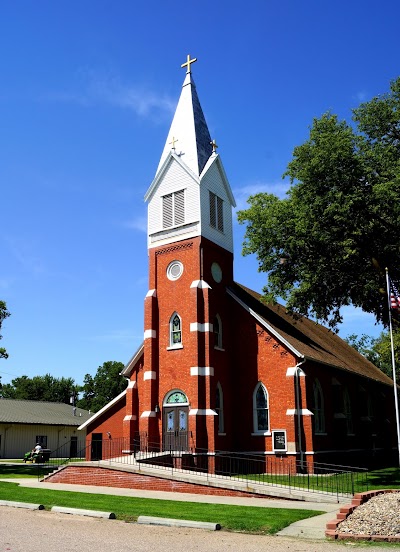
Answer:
0, 399, 92, 425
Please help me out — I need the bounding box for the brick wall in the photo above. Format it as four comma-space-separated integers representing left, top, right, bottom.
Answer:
46, 465, 275, 498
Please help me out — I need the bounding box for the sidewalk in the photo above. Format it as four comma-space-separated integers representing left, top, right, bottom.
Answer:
1, 477, 340, 539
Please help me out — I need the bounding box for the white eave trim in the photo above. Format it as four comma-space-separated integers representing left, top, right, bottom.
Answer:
77, 389, 127, 431
226, 288, 304, 359
121, 343, 144, 377
144, 153, 200, 202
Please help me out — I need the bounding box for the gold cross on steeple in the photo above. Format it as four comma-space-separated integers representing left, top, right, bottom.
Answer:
181, 54, 197, 74
169, 136, 178, 150
211, 139, 218, 153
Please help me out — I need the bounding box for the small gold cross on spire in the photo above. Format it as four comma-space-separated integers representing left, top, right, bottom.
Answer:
181, 54, 197, 74
211, 139, 218, 153
169, 136, 178, 150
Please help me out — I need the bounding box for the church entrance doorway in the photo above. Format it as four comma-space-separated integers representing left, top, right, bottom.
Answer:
162, 390, 189, 451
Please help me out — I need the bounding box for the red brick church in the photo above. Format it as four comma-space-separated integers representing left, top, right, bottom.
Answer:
79, 56, 397, 470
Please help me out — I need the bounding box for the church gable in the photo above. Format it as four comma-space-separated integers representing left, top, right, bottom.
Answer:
200, 159, 234, 253
147, 157, 201, 248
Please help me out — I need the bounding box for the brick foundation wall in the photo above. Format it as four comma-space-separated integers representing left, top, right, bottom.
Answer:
45, 465, 276, 498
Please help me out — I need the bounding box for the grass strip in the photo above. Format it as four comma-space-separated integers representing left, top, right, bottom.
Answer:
0, 481, 322, 534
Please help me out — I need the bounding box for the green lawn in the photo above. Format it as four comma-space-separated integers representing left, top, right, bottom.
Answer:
234, 467, 400, 494
0, 481, 322, 533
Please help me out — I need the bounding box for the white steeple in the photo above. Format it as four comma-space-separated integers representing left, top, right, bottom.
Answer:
145, 56, 236, 253
156, 55, 213, 177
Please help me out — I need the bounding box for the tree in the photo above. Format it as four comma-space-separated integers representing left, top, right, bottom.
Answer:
345, 331, 400, 381
238, 77, 400, 329
0, 301, 10, 359
77, 361, 126, 412
0, 373, 77, 403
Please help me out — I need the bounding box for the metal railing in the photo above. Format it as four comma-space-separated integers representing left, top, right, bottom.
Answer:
80, 435, 368, 498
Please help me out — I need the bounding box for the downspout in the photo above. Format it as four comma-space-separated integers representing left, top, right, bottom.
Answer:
294, 359, 306, 471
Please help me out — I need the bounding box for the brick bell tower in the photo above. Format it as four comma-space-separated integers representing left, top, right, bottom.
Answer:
139, 55, 236, 454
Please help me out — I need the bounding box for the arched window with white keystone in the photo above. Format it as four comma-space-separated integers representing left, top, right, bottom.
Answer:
253, 382, 269, 433
169, 312, 182, 347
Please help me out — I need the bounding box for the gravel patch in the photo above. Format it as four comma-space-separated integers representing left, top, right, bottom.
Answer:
337, 492, 400, 536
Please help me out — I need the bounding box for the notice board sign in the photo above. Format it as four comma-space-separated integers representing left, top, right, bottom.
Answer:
272, 430, 287, 453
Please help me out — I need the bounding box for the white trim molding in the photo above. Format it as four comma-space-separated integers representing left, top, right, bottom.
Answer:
143, 371, 156, 380
190, 366, 214, 376
144, 329, 156, 339
286, 367, 306, 376
123, 415, 137, 421
190, 322, 213, 332
141, 411, 156, 418
190, 280, 211, 289
145, 289, 157, 297
189, 409, 217, 416
286, 409, 314, 416
127, 380, 136, 389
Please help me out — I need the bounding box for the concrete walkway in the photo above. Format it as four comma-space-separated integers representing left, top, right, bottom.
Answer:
1, 477, 340, 539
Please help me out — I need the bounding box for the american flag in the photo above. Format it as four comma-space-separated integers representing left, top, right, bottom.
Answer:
390, 279, 400, 310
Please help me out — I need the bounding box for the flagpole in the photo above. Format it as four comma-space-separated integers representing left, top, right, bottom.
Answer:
385, 268, 400, 468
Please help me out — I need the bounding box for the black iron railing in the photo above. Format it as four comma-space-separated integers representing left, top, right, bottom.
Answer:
78, 435, 368, 498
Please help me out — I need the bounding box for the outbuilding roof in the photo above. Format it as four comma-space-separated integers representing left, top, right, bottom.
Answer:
0, 399, 92, 426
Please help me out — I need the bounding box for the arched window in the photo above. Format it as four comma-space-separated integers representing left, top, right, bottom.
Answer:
253, 382, 269, 433
170, 313, 182, 347
215, 382, 224, 434
343, 387, 354, 435
214, 314, 222, 349
313, 379, 325, 434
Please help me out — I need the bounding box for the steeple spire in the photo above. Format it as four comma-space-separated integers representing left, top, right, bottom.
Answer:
156, 55, 213, 177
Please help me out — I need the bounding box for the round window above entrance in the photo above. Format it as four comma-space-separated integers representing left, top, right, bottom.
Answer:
164, 390, 188, 405
167, 260, 184, 281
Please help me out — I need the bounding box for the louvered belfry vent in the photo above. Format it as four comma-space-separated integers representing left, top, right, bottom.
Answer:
163, 190, 185, 229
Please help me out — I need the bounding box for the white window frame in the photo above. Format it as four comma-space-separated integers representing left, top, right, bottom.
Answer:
168, 312, 183, 349
252, 382, 270, 435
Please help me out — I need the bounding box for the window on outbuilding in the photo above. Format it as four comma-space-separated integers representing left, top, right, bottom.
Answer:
253, 382, 269, 433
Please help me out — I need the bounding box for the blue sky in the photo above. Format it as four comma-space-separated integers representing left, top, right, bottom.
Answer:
1, 1, 399, 387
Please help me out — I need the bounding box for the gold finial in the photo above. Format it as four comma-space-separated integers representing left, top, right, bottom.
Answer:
181, 54, 197, 74
211, 139, 218, 153
169, 136, 178, 150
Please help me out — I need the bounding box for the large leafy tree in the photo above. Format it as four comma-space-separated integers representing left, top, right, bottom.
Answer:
346, 331, 400, 380
0, 373, 77, 403
0, 301, 10, 359
77, 361, 126, 413
238, 77, 400, 328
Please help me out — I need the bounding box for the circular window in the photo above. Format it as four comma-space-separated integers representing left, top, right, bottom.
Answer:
211, 262, 222, 283
167, 260, 183, 281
